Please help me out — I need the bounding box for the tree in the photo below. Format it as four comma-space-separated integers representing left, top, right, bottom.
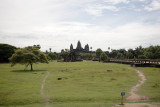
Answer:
100, 52, 108, 62
80, 53, 91, 60
127, 49, 134, 59
144, 45, 160, 59
9, 46, 48, 71
33, 44, 41, 49
117, 52, 123, 59
135, 45, 144, 58
126, 51, 133, 59
61, 49, 70, 62
47, 53, 57, 60
96, 48, 102, 62
109, 49, 118, 58
0, 44, 17, 63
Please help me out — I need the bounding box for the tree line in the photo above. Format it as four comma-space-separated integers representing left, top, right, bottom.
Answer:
0, 43, 159, 70
105, 45, 160, 59
60, 45, 160, 62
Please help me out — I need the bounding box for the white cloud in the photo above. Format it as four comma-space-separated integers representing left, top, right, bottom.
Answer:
85, 4, 119, 16
104, 0, 130, 4
145, 0, 160, 11
136, 0, 146, 2
1, 21, 160, 51
0, 0, 160, 52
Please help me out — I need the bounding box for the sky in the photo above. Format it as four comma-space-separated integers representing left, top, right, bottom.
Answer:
0, 0, 160, 52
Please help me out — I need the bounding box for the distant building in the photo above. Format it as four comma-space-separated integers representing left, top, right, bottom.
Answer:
67, 41, 90, 61
70, 41, 89, 53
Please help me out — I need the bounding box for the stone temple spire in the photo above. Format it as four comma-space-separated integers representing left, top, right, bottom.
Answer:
70, 44, 73, 51
85, 44, 89, 52
76, 41, 82, 51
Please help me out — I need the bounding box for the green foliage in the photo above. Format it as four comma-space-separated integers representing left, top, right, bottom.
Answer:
108, 45, 160, 59
144, 45, 160, 59
134, 45, 144, 58
109, 50, 118, 58
47, 53, 57, 60
138, 55, 146, 59
96, 48, 102, 62
61, 49, 70, 62
80, 53, 96, 60
117, 52, 123, 59
100, 52, 108, 61
0, 44, 17, 62
80, 53, 90, 59
126, 51, 133, 59
9, 46, 48, 71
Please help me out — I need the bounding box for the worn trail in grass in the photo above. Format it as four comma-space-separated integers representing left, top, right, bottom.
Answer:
40, 71, 50, 106
115, 68, 160, 107
126, 68, 148, 102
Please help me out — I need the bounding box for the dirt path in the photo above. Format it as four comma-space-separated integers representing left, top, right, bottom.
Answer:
40, 71, 50, 105
126, 68, 148, 102
114, 68, 159, 107
41, 71, 50, 95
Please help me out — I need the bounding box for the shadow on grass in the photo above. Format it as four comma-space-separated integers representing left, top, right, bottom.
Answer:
11, 70, 46, 72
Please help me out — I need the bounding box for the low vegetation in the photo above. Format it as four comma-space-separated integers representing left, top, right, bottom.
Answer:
0, 61, 159, 107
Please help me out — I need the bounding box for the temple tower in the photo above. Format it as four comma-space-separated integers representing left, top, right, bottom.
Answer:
70, 44, 73, 51
76, 41, 82, 51
85, 44, 89, 52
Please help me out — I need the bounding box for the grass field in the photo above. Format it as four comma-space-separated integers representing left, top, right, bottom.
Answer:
0, 61, 159, 107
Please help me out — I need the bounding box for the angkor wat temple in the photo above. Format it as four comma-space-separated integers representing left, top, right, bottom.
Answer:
68, 41, 90, 61
70, 41, 89, 53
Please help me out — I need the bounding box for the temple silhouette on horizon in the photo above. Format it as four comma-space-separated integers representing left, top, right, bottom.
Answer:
70, 41, 89, 53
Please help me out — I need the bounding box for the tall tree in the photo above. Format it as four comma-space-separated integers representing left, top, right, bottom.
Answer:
9, 46, 48, 71
100, 52, 108, 62
49, 48, 52, 53
47, 53, 57, 60
61, 49, 70, 62
0, 44, 17, 63
135, 45, 144, 58
96, 48, 102, 62
144, 45, 160, 59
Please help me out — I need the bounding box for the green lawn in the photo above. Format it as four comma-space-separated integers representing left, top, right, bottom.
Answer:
0, 61, 159, 107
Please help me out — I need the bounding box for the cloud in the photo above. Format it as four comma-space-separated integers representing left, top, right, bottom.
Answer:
135, 0, 146, 2
85, 4, 119, 16
1, 21, 160, 51
145, 0, 160, 11
104, 0, 130, 4
0, 0, 160, 52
